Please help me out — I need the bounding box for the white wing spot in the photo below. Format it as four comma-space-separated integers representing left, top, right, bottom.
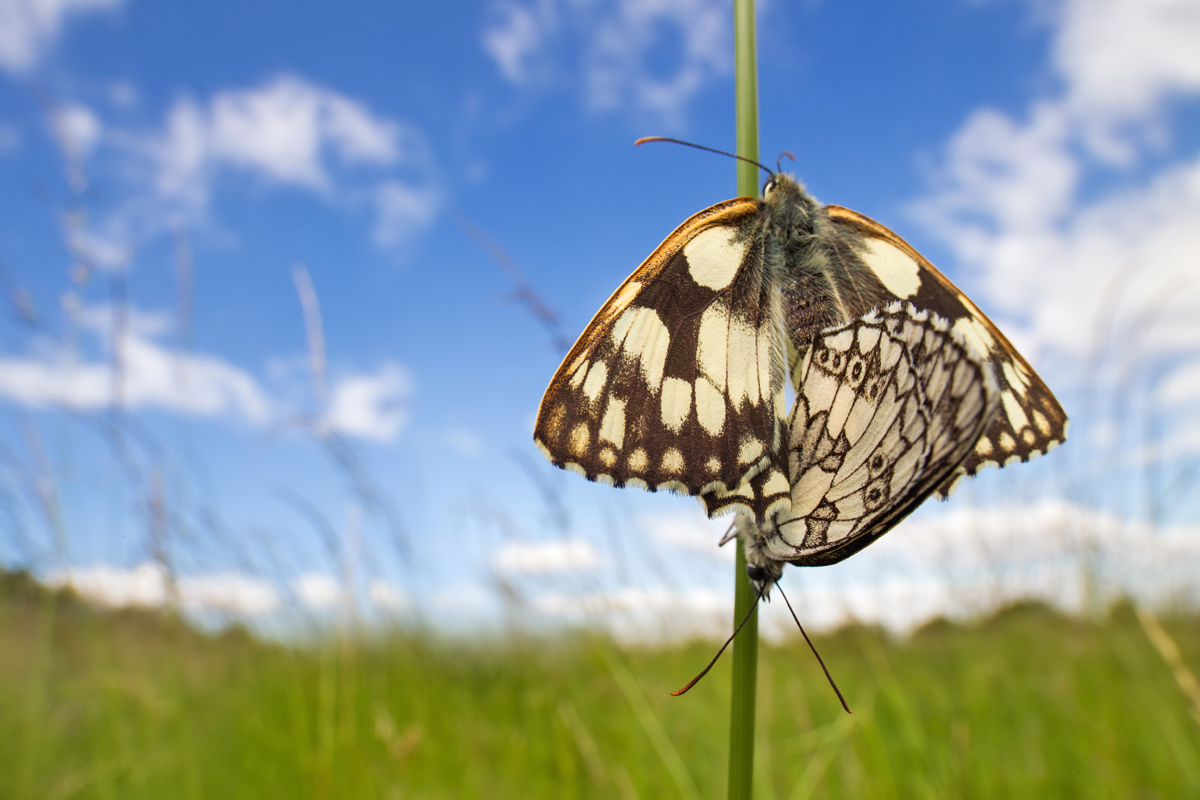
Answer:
695, 377, 726, 436
826, 329, 855, 352
1002, 360, 1029, 390
791, 466, 836, 518
727, 316, 759, 407
684, 226, 747, 290
860, 238, 921, 299
628, 448, 648, 472
662, 448, 685, 474
697, 303, 729, 392
761, 470, 789, 498
953, 316, 994, 360
612, 307, 670, 388
706, 456, 721, 474
1001, 390, 1030, 432
857, 325, 881, 354
738, 438, 764, 466
660, 376, 693, 432
569, 359, 589, 389
570, 423, 590, 456
600, 448, 617, 468
599, 397, 626, 448
582, 359, 608, 403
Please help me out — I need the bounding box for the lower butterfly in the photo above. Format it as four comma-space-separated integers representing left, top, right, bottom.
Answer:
534, 152, 1066, 570
707, 302, 999, 590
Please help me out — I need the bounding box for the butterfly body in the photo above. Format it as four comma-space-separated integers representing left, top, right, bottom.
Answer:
535, 171, 1066, 573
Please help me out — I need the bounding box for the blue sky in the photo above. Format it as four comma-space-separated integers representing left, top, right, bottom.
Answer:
0, 0, 1198, 637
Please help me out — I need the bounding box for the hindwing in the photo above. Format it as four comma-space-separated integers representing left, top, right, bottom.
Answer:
824, 206, 1067, 494
715, 303, 999, 566
534, 198, 790, 498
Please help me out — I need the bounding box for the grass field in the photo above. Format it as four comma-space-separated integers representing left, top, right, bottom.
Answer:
1, 570, 1198, 799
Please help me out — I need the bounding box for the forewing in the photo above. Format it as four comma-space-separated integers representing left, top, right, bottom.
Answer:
825, 205, 1067, 492
534, 198, 789, 498
754, 303, 998, 566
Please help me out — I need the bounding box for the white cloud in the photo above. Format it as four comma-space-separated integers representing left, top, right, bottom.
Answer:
48, 561, 168, 607
198, 75, 400, 189
0, 303, 272, 422
912, 0, 1200, 461
54, 102, 101, 160
46, 562, 282, 616
373, 180, 439, 248
319, 362, 410, 442
145, 75, 408, 198
640, 508, 734, 562
368, 579, 410, 613
176, 572, 281, 616
294, 572, 342, 610
583, 0, 731, 122
82, 75, 438, 257
0, 0, 121, 72
1055, 0, 1200, 159
483, 0, 555, 84
482, 0, 731, 124
0, 303, 414, 442
1160, 360, 1200, 404
492, 537, 605, 575
527, 499, 1200, 642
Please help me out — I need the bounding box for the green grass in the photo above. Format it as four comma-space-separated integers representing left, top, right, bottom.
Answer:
1, 571, 1198, 799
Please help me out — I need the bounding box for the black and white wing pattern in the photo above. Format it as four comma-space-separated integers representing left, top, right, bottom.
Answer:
706, 303, 999, 567
823, 205, 1067, 495
534, 198, 791, 500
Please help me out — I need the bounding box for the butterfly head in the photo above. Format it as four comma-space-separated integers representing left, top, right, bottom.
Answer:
734, 513, 784, 596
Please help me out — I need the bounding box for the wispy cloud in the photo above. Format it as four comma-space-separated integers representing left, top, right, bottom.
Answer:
0, 0, 122, 72
64, 75, 440, 266
912, 0, 1200, 459
482, 0, 732, 125
0, 302, 414, 443
293, 572, 342, 610
492, 537, 605, 575
0, 304, 272, 423
47, 562, 282, 616
319, 363, 411, 443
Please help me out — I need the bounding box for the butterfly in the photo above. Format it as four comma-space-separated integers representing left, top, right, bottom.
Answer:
533, 158, 1066, 568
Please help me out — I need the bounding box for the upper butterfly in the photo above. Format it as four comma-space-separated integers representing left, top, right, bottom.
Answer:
533, 164, 1067, 524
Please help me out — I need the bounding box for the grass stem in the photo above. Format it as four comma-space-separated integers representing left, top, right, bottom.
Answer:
728, 0, 761, 797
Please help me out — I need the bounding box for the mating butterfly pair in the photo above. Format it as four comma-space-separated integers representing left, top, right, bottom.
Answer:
534, 161, 1066, 588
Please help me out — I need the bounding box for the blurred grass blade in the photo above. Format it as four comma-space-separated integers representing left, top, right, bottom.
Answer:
597, 644, 702, 800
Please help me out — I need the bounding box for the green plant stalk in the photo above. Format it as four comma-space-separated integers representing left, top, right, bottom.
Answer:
728, 1, 760, 798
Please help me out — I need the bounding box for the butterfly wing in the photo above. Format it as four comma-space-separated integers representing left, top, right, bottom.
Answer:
724, 303, 999, 566
535, 198, 791, 500
824, 206, 1067, 494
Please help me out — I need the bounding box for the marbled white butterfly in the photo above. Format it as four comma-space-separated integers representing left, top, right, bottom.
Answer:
533, 162, 1066, 571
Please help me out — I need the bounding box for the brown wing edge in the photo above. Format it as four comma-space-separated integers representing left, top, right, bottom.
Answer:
824, 205, 1068, 485
533, 197, 765, 496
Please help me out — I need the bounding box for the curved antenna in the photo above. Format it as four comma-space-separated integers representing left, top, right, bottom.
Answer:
635, 136, 774, 178
776, 150, 795, 174
671, 582, 764, 696
776, 582, 852, 714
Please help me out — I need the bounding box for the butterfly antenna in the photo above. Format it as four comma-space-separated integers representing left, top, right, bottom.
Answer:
636, 137, 774, 178
775, 582, 852, 714
776, 151, 795, 173
671, 582, 764, 696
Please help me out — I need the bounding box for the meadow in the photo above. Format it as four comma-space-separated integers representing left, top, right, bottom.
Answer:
2, 570, 1198, 799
